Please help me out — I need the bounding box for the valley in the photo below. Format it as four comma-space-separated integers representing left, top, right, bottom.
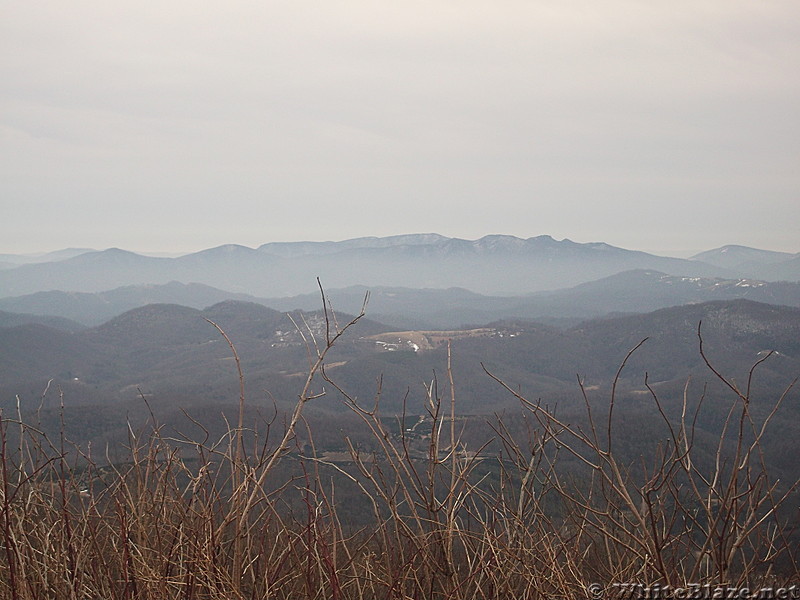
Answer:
1, 234, 799, 593
2, 235, 798, 449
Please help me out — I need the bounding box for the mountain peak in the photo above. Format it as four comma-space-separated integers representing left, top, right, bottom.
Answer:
66, 248, 152, 265
192, 244, 256, 256
691, 245, 796, 272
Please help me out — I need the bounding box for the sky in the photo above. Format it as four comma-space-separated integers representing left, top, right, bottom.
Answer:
2, 1, 798, 257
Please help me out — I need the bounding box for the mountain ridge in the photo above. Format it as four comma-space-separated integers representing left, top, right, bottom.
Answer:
0, 234, 747, 298
1, 299, 797, 417
3, 270, 799, 330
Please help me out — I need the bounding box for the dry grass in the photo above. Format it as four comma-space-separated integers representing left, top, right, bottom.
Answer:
1, 294, 797, 599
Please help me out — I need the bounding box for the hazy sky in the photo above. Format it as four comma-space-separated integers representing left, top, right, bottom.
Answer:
2, 1, 798, 256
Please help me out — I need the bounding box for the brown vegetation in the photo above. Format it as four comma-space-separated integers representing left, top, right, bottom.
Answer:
1, 291, 797, 599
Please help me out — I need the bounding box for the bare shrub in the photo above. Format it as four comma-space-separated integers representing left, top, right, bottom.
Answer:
1, 296, 797, 599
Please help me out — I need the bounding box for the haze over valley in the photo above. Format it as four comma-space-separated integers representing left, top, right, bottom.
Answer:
2, 234, 798, 455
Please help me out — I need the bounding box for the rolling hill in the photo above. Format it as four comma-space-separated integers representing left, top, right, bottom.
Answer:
2, 298, 797, 415
3, 270, 800, 330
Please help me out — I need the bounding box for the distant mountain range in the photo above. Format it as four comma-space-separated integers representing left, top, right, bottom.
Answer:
5, 234, 798, 299
0, 247, 96, 269
690, 245, 800, 280
261, 270, 800, 328
0, 282, 259, 326
0, 309, 86, 332
2, 270, 799, 330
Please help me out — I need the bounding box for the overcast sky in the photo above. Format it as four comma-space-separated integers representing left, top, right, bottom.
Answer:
2, 1, 798, 256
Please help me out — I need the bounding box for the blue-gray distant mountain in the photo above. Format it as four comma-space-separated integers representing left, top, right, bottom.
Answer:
0, 248, 95, 269
0, 310, 86, 333
691, 245, 800, 279
3, 269, 799, 330
0, 234, 736, 298
528, 269, 800, 317
0, 282, 261, 326
261, 271, 800, 328
257, 233, 451, 257
759, 255, 800, 282
691, 245, 795, 269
